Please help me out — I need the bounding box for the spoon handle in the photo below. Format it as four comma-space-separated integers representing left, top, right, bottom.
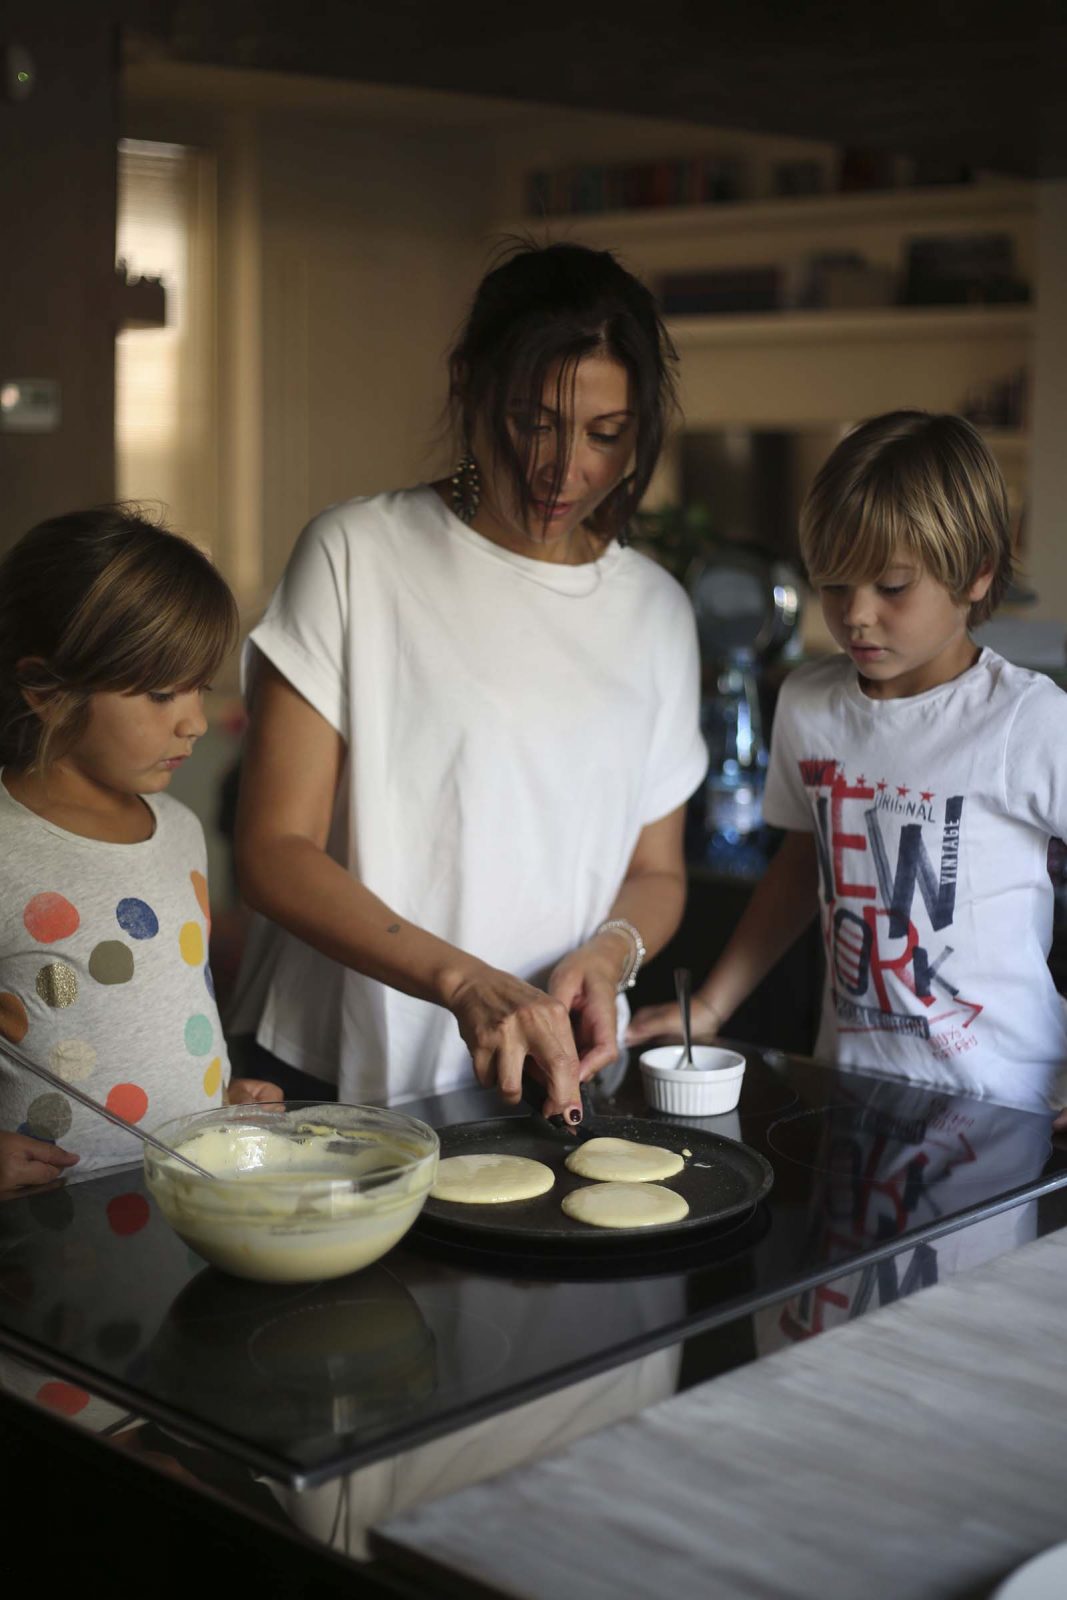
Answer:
0, 1036, 213, 1178
674, 966, 694, 1067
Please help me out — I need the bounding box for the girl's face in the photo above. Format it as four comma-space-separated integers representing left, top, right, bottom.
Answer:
818, 552, 993, 699
472, 352, 636, 562
60, 686, 208, 798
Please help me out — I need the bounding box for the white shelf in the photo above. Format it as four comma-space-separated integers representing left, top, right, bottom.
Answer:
666, 304, 1034, 347
502, 180, 1034, 242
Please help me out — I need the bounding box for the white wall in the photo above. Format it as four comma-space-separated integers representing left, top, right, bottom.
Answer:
1026, 181, 1067, 621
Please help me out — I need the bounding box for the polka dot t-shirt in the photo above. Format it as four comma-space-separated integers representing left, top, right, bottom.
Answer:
0, 776, 228, 1172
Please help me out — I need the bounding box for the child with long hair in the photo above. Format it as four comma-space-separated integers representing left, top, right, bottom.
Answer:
0, 505, 279, 1189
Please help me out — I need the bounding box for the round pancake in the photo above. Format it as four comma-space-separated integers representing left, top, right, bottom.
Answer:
564, 1135, 685, 1184
561, 1181, 690, 1229
430, 1153, 555, 1204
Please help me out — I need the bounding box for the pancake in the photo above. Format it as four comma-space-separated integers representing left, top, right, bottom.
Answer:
564, 1135, 684, 1184
561, 1181, 689, 1229
430, 1153, 555, 1204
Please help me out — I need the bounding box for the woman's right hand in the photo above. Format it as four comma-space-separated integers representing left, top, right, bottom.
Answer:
625, 994, 722, 1049
444, 964, 584, 1123
0, 1131, 80, 1191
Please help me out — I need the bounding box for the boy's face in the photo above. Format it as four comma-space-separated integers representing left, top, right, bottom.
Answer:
817, 553, 993, 700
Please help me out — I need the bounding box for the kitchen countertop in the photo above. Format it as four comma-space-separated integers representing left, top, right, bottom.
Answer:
372, 1225, 1067, 1600
0, 1048, 1064, 1491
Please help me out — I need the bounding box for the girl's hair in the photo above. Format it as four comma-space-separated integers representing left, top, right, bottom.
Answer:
448, 239, 678, 539
0, 505, 238, 773
799, 410, 1015, 626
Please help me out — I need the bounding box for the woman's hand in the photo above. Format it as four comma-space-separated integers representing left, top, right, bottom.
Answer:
0, 1131, 80, 1191
225, 1078, 284, 1106
625, 993, 722, 1049
443, 964, 583, 1121
548, 938, 627, 1082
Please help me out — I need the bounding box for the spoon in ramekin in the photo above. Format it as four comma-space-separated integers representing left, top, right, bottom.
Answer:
674, 966, 695, 1069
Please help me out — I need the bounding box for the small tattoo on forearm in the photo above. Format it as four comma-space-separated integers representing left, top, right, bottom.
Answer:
386, 922, 401, 935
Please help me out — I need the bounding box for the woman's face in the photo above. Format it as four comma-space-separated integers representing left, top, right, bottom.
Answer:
472, 353, 636, 562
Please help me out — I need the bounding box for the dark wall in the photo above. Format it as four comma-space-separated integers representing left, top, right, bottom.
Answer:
0, 3, 120, 553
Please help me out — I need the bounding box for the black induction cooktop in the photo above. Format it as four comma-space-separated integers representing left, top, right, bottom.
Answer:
0, 1050, 1063, 1488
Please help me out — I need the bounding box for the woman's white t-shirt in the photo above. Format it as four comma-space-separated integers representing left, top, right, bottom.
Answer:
763, 648, 1067, 1111
228, 486, 707, 1104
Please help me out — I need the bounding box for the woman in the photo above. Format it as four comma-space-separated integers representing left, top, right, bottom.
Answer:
229, 242, 707, 1123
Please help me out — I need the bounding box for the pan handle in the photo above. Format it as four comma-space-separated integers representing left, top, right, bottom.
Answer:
520, 1071, 592, 1137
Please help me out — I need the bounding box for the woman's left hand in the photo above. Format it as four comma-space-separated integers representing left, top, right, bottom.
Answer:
548, 942, 623, 1082
225, 1078, 284, 1105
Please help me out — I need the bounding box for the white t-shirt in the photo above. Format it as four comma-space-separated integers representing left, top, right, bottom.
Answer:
0, 779, 228, 1172
228, 485, 707, 1104
763, 649, 1067, 1111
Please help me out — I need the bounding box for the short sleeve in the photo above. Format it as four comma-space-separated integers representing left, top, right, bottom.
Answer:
762, 676, 815, 832
1003, 675, 1067, 835
640, 586, 708, 824
243, 509, 352, 737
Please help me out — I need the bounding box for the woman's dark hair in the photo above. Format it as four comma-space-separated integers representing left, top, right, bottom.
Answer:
448, 240, 678, 540
0, 504, 238, 773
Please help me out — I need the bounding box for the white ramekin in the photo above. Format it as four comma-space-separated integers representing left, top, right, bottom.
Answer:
638, 1044, 747, 1117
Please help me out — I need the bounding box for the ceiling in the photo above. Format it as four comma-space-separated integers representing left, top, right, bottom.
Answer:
126, 0, 1067, 177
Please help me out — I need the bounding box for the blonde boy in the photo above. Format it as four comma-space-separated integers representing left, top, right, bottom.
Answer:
629, 410, 1067, 1114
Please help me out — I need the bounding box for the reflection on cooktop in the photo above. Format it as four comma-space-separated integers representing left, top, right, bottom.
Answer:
738, 1055, 800, 1120
767, 1089, 1052, 1181
2, 1055, 1065, 1488
144, 1265, 513, 1441
413, 1201, 771, 1282
146, 1265, 438, 1439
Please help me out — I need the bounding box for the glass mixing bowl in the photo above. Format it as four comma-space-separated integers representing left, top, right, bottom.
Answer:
144, 1101, 439, 1283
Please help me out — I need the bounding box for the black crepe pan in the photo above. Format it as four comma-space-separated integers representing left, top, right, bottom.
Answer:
417, 1111, 774, 1249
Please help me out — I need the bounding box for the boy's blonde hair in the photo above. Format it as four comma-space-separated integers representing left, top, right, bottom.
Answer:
0, 505, 238, 775
799, 411, 1015, 626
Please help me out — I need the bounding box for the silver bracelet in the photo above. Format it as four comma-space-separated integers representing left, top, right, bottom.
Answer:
595, 918, 647, 992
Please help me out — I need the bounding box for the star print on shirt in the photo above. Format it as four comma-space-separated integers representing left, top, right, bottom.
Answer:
921, 791, 934, 802
897, 785, 910, 797
877, 780, 887, 792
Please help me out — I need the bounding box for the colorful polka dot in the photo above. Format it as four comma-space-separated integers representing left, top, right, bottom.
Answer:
88, 941, 134, 985
179, 921, 205, 966
203, 1058, 222, 1097
204, 963, 216, 1000
106, 1193, 150, 1237
190, 870, 210, 919
35, 963, 77, 1007
24, 1093, 72, 1141
184, 1014, 213, 1056
50, 1038, 97, 1083
105, 1083, 148, 1124
36, 1381, 90, 1417
23, 892, 80, 944
0, 992, 29, 1043
116, 898, 159, 940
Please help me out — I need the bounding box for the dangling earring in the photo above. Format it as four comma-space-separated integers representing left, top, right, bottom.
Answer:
450, 449, 481, 525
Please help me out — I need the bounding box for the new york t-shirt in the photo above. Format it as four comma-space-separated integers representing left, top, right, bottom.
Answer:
763, 649, 1067, 1111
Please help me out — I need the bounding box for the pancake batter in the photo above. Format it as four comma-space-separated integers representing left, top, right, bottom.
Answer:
431, 1153, 555, 1204
562, 1181, 689, 1229
564, 1136, 684, 1184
